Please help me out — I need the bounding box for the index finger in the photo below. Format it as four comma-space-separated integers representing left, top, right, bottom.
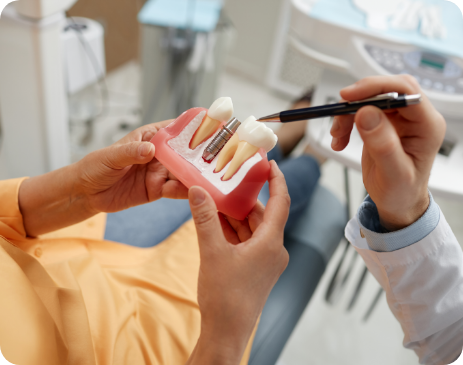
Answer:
142, 119, 175, 142
340, 75, 434, 122
115, 119, 175, 145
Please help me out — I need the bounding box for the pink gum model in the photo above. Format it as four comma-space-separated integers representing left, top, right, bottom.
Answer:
151, 107, 270, 220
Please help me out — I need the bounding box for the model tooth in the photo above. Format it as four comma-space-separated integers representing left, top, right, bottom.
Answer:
223, 141, 260, 181
190, 116, 221, 150
215, 133, 240, 172
222, 116, 278, 181
190, 97, 234, 150
236, 116, 278, 153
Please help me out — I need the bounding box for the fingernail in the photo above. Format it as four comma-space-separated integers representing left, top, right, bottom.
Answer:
332, 137, 339, 148
139, 143, 153, 156
342, 83, 357, 92
358, 110, 381, 131
271, 160, 281, 172
189, 187, 206, 206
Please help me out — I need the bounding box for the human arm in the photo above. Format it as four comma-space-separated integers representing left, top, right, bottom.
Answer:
185, 161, 290, 365
18, 120, 188, 237
331, 75, 445, 231
347, 203, 463, 365
331, 75, 463, 364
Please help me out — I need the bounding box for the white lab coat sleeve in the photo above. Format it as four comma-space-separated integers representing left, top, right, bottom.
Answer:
346, 210, 463, 365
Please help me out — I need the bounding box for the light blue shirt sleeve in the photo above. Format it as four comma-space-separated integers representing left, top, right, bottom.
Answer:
357, 192, 440, 252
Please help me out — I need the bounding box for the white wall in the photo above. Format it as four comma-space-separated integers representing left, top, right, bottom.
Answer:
224, 0, 285, 84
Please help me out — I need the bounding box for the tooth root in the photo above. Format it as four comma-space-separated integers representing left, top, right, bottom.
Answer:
215, 133, 240, 173
223, 141, 259, 181
190, 116, 221, 150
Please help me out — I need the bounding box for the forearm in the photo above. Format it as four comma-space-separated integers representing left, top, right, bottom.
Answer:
348, 202, 463, 364
355, 221, 463, 364
18, 163, 94, 236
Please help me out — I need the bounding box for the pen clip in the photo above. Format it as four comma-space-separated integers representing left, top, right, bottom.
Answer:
349, 92, 399, 105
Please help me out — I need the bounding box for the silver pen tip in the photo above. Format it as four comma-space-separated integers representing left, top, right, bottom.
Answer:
255, 112, 280, 122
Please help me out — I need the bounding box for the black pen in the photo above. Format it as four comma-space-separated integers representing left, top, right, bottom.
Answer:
257, 93, 421, 123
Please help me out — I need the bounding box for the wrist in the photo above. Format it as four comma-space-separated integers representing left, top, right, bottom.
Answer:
377, 191, 430, 232
73, 158, 101, 216
18, 163, 96, 236
191, 330, 249, 365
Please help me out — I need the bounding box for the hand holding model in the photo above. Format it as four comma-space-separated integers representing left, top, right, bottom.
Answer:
186, 162, 290, 365
19, 120, 188, 237
17, 101, 290, 364
330, 75, 446, 231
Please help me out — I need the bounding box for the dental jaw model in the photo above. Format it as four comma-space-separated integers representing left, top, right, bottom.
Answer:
151, 98, 277, 220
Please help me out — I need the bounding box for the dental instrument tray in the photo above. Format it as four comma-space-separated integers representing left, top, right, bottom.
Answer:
151, 97, 278, 220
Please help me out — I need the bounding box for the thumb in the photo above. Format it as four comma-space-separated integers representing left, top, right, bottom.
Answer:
104, 142, 155, 169
355, 106, 407, 176
189, 186, 224, 247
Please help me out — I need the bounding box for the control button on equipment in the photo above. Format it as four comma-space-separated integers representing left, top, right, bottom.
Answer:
374, 54, 383, 63
444, 63, 462, 78
433, 82, 444, 91
445, 85, 455, 94
422, 79, 432, 88
394, 61, 404, 70
385, 59, 394, 67
371, 47, 381, 56
404, 52, 420, 68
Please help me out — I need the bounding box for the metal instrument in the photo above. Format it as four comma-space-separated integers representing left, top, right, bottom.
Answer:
202, 117, 241, 162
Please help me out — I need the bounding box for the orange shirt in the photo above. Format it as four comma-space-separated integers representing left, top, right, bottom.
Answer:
0, 178, 254, 365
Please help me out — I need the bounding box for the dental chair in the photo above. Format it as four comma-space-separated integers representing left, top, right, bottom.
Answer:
248, 184, 347, 365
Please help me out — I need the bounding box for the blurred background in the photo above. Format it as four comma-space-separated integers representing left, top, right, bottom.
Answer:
1, 0, 463, 364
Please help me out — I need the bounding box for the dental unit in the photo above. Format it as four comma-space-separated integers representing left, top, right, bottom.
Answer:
151, 98, 278, 220
278, 0, 463, 202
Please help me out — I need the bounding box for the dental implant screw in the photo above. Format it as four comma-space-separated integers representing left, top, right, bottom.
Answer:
202, 117, 241, 162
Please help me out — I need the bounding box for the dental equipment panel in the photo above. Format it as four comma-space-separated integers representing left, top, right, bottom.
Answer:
364, 46, 463, 96
284, 0, 463, 201
257, 93, 422, 123
290, 0, 463, 117
151, 98, 277, 220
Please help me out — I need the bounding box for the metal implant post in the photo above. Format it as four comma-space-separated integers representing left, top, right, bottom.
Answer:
202, 118, 241, 162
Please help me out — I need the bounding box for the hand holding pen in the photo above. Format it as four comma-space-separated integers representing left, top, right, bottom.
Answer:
330, 75, 445, 231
